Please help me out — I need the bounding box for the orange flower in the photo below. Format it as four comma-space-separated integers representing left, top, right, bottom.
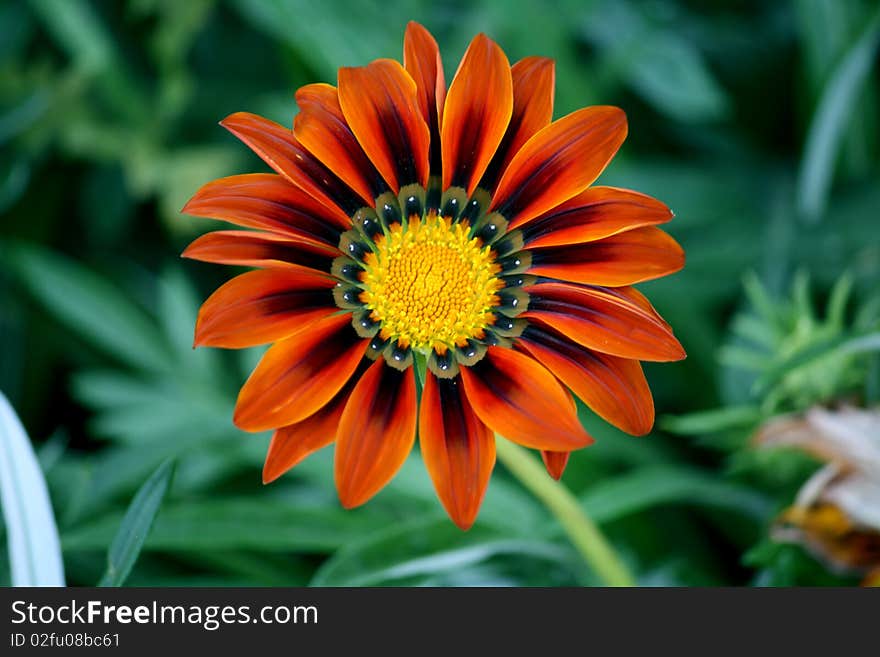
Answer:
182, 22, 685, 529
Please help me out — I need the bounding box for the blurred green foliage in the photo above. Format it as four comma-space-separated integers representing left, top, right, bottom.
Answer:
1, 0, 879, 586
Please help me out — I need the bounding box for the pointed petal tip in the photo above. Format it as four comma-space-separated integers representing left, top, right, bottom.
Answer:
220, 111, 293, 136
218, 114, 237, 131
180, 195, 211, 219
231, 406, 248, 430
541, 449, 572, 480
671, 340, 687, 362
218, 111, 247, 128
262, 451, 293, 484
451, 516, 476, 531
337, 489, 367, 510
232, 398, 270, 433
598, 104, 628, 131
630, 425, 653, 438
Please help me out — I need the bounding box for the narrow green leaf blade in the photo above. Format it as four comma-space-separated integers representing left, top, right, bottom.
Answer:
0, 391, 65, 586
67, 497, 396, 554
8, 244, 173, 372
797, 6, 880, 222
580, 465, 771, 523
660, 406, 763, 436
311, 517, 572, 587
97, 459, 175, 587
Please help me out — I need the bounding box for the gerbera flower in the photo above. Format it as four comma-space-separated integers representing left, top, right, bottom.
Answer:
182, 22, 685, 529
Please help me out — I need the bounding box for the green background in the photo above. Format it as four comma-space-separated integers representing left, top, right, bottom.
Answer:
1, 0, 878, 586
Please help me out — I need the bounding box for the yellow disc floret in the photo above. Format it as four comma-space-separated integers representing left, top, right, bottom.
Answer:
360, 212, 503, 352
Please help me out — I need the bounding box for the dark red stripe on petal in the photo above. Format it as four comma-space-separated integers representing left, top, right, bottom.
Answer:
441, 34, 513, 194
194, 269, 337, 349
529, 226, 685, 287
234, 313, 367, 432
335, 360, 418, 508
523, 281, 684, 361
294, 83, 388, 203
182, 174, 344, 245
182, 230, 336, 272
419, 373, 495, 530
338, 60, 430, 192
541, 451, 570, 480
480, 56, 555, 193
220, 112, 363, 223
522, 186, 673, 249
404, 21, 446, 174
262, 361, 367, 483
518, 324, 655, 435
459, 347, 593, 451
491, 106, 627, 228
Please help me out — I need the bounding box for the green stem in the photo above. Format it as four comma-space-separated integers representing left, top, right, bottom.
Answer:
494, 436, 636, 587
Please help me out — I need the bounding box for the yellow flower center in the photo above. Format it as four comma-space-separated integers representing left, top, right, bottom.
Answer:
359, 212, 503, 352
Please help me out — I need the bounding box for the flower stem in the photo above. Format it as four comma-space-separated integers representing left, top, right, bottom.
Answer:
494, 436, 636, 587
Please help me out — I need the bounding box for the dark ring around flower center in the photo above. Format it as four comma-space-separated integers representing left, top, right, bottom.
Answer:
331, 176, 533, 378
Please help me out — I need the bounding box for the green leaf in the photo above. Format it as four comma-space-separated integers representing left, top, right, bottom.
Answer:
754, 329, 880, 394
311, 517, 574, 586
582, 1, 728, 122
0, 391, 65, 586
28, 0, 112, 72
8, 245, 174, 372
796, 5, 880, 222
157, 267, 225, 382
71, 369, 234, 443
97, 459, 175, 587
231, 0, 409, 78
580, 465, 771, 522
660, 406, 763, 436
66, 498, 396, 554
622, 33, 729, 122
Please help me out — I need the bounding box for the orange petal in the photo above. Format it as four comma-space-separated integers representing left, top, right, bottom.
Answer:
234, 314, 367, 431
334, 360, 418, 508
293, 83, 387, 204
523, 281, 685, 362
522, 186, 673, 249
529, 225, 685, 287
182, 174, 343, 245
517, 324, 655, 435
459, 347, 594, 451
480, 56, 555, 191
541, 451, 570, 480
338, 60, 430, 191
220, 112, 362, 223
182, 230, 336, 271
262, 367, 364, 483
440, 33, 513, 194
403, 21, 446, 172
194, 269, 337, 349
491, 106, 627, 228
419, 373, 495, 530
610, 285, 673, 330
